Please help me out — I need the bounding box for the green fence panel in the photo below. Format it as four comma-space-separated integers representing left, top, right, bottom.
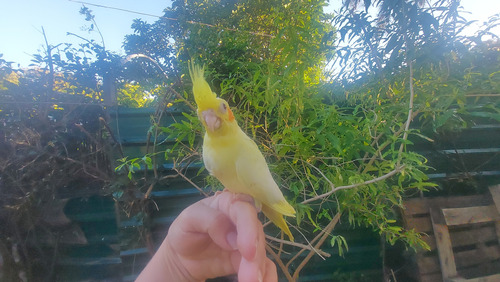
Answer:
63, 106, 497, 281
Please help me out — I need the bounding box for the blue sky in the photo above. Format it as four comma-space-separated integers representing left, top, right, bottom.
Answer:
0, 0, 170, 67
1, 0, 498, 68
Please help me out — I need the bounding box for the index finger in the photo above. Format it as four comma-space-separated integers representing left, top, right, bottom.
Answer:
207, 192, 261, 260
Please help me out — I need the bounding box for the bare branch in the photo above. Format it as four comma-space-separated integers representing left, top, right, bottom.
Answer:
286, 213, 340, 268
99, 117, 124, 158
265, 235, 330, 258
144, 183, 155, 199
123, 54, 197, 111
265, 244, 294, 282
173, 166, 209, 197
465, 93, 500, 97
292, 213, 341, 280
302, 159, 335, 191
301, 166, 404, 204
397, 60, 416, 166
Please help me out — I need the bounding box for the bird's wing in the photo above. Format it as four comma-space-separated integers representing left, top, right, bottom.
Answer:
235, 135, 295, 216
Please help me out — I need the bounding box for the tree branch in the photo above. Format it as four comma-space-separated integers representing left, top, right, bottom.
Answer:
172, 165, 209, 197
265, 235, 330, 258
285, 214, 338, 269
300, 166, 404, 205
123, 54, 196, 111
292, 213, 341, 280
265, 244, 294, 282
397, 60, 416, 166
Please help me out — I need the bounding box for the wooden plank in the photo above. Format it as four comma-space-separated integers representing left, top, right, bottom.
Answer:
442, 206, 499, 226
406, 216, 434, 233
491, 185, 500, 245
404, 192, 500, 282
489, 185, 500, 214
449, 224, 498, 248
421, 234, 437, 251
463, 273, 500, 282
404, 198, 431, 216
495, 221, 500, 246
455, 245, 500, 268
403, 195, 487, 216
429, 195, 490, 209
456, 262, 500, 281
417, 255, 441, 274
486, 185, 500, 246
431, 208, 458, 280
420, 272, 443, 282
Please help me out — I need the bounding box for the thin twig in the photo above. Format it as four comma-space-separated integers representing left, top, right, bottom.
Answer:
302, 159, 335, 191
301, 166, 404, 204
265, 235, 291, 256
159, 174, 180, 181
265, 235, 330, 258
150, 106, 166, 180
299, 159, 341, 210
465, 93, 500, 97
265, 244, 294, 282
66, 32, 93, 45
51, 153, 110, 181
286, 217, 335, 268
292, 213, 341, 280
361, 110, 419, 175
286, 214, 339, 269
397, 60, 416, 166
144, 182, 155, 199
74, 123, 101, 149
123, 54, 197, 111
41, 27, 54, 92
358, 130, 385, 173
144, 130, 153, 180
173, 166, 209, 197
99, 117, 124, 158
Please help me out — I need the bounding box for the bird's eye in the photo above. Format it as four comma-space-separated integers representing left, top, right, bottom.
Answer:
220, 102, 227, 112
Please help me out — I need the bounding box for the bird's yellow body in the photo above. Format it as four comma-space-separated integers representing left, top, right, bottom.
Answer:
189, 63, 296, 241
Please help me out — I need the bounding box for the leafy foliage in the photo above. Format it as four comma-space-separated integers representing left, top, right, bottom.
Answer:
0, 0, 498, 280
118, 1, 488, 279
331, 0, 498, 82
118, 2, 499, 279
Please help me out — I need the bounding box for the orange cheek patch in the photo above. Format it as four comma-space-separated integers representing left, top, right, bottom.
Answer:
228, 108, 235, 121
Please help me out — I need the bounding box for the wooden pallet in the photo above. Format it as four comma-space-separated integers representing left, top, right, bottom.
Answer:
403, 185, 500, 282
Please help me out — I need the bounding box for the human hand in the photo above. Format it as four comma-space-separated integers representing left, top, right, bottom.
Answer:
136, 191, 277, 282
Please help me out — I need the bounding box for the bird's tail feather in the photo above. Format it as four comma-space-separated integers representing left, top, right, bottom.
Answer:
262, 204, 294, 241
270, 199, 296, 217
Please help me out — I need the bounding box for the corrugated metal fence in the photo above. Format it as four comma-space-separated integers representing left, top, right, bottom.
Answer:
108, 107, 384, 282
56, 105, 500, 281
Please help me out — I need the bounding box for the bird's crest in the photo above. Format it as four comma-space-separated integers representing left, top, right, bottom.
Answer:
189, 62, 218, 110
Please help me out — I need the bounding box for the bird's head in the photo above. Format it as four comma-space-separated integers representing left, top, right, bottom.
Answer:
189, 62, 236, 135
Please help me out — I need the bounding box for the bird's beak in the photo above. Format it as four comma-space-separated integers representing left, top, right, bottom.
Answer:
202, 109, 221, 132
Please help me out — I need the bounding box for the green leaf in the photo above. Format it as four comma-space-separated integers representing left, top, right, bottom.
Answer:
142, 156, 153, 169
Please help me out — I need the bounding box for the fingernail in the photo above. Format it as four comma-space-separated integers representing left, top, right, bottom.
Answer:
254, 200, 262, 213
226, 231, 238, 250
258, 270, 263, 282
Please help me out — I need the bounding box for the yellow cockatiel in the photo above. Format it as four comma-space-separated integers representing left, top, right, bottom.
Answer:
189, 63, 296, 241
